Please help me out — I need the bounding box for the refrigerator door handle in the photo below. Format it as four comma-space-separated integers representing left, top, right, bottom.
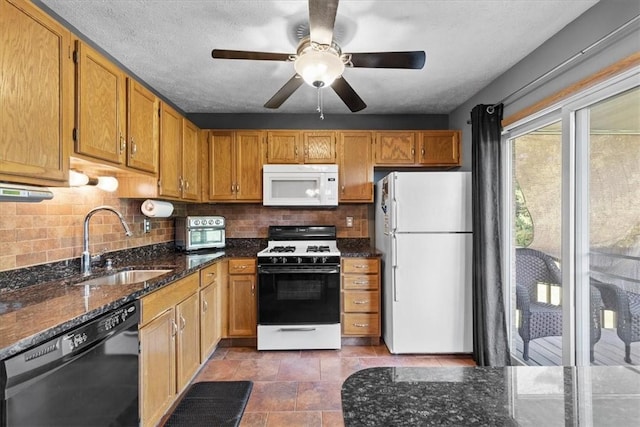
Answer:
392, 197, 398, 232
392, 233, 398, 302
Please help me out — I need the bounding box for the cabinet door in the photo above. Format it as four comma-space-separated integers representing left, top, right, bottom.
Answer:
127, 79, 159, 173
235, 131, 263, 201
266, 130, 300, 163
375, 131, 416, 165
140, 308, 176, 427
176, 292, 200, 392
338, 132, 373, 202
418, 131, 461, 166
181, 119, 200, 200
200, 282, 221, 361
159, 103, 182, 198
75, 40, 126, 164
0, 0, 71, 185
228, 274, 256, 337
303, 131, 336, 163
208, 131, 236, 201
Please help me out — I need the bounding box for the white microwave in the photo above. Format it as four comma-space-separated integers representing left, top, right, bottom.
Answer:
263, 164, 338, 206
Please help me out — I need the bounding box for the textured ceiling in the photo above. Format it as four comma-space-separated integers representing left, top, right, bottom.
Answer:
38, 0, 599, 115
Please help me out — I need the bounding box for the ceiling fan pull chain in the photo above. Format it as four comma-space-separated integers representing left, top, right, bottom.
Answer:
317, 87, 325, 120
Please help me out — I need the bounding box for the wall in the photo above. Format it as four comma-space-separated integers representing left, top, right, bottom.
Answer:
0, 185, 370, 272
449, 0, 640, 169
0, 187, 177, 272
187, 113, 448, 131
187, 204, 369, 239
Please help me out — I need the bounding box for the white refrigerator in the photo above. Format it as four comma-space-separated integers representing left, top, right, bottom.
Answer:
375, 171, 473, 354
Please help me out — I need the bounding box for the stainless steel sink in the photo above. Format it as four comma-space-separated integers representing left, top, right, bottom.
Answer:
76, 269, 172, 287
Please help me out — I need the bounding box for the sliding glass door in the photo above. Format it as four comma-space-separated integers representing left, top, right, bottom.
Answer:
504, 74, 639, 366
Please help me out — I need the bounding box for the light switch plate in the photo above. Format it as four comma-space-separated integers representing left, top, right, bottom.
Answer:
143, 218, 151, 233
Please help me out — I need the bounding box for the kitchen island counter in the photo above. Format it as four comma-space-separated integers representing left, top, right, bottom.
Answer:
341, 366, 640, 426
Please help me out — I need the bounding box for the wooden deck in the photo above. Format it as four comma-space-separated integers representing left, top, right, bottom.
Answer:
513, 328, 640, 366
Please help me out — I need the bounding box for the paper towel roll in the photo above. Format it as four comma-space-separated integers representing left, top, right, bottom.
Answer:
141, 199, 174, 218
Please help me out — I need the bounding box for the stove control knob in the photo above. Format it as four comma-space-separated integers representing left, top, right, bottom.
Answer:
321, 257, 327, 264
312, 257, 318, 264
281, 257, 287, 264
193, 219, 200, 225
270, 257, 278, 264
297, 257, 302, 264
208, 219, 215, 225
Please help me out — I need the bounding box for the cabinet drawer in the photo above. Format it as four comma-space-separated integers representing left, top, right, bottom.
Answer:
200, 262, 218, 286
343, 274, 379, 290
342, 313, 379, 336
141, 273, 199, 326
229, 258, 256, 274
342, 258, 379, 274
343, 291, 378, 312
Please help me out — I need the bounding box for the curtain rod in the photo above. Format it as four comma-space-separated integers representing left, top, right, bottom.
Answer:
469, 13, 640, 119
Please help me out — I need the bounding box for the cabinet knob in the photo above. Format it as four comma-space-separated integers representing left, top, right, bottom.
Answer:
203, 300, 208, 312
131, 137, 137, 155
119, 132, 126, 154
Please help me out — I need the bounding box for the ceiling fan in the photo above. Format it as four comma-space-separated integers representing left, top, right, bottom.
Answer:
211, 0, 426, 114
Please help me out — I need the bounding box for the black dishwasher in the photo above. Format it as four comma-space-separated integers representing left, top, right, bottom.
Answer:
0, 301, 140, 427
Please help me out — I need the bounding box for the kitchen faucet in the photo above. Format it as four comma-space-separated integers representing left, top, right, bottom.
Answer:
81, 206, 132, 275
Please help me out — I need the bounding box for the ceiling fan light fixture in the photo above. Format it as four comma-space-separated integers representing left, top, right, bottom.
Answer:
294, 47, 345, 88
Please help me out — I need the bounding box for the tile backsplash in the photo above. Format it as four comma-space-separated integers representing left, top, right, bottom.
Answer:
0, 186, 370, 272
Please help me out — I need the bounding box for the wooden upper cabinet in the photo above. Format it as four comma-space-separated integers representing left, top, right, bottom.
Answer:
127, 79, 159, 173
235, 131, 263, 200
207, 131, 263, 202
181, 119, 200, 200
0, 0, 72, 186
75, 40, 126, 165
265, 130, 335, 164
338, 131, 373, 202
266, 130, 300, 163
374, 131, 416, 165
418, 130, 461, 166
158, 103, 183, 199
208, 131, 236, 201
303, 131, 336, 163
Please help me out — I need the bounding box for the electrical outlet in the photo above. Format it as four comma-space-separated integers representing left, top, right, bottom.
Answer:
143, 218, 151, 233
346, 216, 354, 227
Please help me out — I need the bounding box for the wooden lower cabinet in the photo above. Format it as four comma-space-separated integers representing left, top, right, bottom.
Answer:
227, 258, 257, 337
139, 272, 199, 427
341, 258, 381, 338
200, 262, 222, 361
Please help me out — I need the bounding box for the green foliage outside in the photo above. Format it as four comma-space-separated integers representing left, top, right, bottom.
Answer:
515, 181, 534, 247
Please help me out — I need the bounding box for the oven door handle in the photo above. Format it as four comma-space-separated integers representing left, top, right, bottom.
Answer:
277, 327, 317, 332
258, 267, 340, 274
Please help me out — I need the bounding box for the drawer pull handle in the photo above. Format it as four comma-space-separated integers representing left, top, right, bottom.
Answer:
354, 265, 368, 269
206, 272, 216, 277
353, 323, 369, 328
203, 300, 208, 312
353, 280, 369, 285
180, 315, 186, 331
353, 300, 369, 304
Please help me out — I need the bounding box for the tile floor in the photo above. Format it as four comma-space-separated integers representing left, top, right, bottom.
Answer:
190, 345, 476, 427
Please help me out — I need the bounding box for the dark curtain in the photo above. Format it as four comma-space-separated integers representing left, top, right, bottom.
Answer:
471, 104, 510, 366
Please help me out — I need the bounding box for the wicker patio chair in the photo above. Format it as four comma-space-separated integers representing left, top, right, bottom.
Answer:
516, 248, 603, 361
591, 278, 640, 364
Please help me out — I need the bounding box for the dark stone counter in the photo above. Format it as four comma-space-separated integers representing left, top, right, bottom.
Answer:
0, 239, 266, 360
338, 238, 380, 258
341, 366, 640, 426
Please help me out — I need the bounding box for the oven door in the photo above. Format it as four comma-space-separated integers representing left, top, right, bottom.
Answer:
258, 265, 340, 325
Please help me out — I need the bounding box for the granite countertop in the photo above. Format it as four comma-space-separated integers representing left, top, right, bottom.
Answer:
341, 366, 640, 426
0, 238, 377, 360
0, 240, 264, 360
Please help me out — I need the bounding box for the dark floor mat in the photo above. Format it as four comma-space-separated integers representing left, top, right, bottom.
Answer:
164, 381, 253, 427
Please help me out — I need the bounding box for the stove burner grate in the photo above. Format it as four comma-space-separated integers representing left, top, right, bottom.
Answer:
307, 245, 331, 253
269, 246, 296, 253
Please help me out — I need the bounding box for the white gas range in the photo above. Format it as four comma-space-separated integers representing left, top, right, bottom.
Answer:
256, 226, 341, 351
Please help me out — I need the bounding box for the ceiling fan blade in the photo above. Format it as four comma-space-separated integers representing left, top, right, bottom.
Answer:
264, 75, 304, 109
308, 0, 339, 46
348, 51, 426, 69
331, 77, 366, 112
212, 49, 292, 62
